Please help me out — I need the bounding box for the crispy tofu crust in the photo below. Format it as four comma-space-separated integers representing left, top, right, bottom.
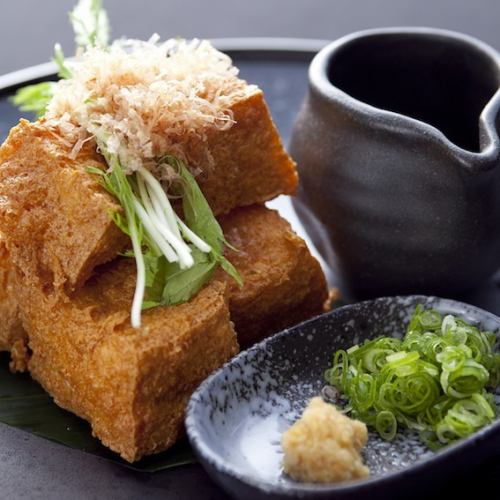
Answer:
0, 204, 328, 354
16, 258, 238, 462
219, 205, 328, 346
0, 237, 25, 360
0, 204, 327, 461
0, 204, 327, 353
0, 94, 296, 294
0, 120, 128, 292
172, 89, 298, 215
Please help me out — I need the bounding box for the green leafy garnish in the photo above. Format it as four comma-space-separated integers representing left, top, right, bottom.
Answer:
53, 43, 72, 79
143, 248, 217, 309
325, 305, 500, 450
89, 148, 242, 326
10, 82, 56, 117
139, 159, 242, 310
69, 0, 110, 49
175, 156, 242, 287
10, 0, 109, 116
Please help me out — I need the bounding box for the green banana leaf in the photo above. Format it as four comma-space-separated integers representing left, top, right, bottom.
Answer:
0, 353, 196, 472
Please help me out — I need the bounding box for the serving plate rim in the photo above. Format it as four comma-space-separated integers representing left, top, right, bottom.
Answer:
185, 295, 500, 496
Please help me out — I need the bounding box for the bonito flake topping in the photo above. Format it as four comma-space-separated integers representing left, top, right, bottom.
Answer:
45, 35, 255, 176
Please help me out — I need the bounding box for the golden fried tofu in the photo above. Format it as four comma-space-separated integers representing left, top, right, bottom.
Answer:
0, 205, 326, 461
0, 98, 296, 295
0, 237, 26, 366
219, 205, 328, 346
0, 204, 327, 356
0, 119, 128, 293
187, 90, 298, 214
15, 257, 237, 462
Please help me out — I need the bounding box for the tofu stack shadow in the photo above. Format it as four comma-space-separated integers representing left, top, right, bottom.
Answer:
0, 88, 328, 462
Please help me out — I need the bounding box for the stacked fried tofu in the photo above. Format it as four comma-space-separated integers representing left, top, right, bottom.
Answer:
0, 90, 327, 462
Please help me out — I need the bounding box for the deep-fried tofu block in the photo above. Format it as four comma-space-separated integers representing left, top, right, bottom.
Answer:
0, 205, 328, 355
219, 205, 328, 346
0, 119, 128, 292
187, 90, 298, 214
0, 94, 296, 292
0, 237, 26, 369
0, 205, 325, 461
16, 258, 237, 462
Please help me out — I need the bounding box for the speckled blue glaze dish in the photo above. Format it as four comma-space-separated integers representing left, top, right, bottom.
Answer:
186, 296, 500, 499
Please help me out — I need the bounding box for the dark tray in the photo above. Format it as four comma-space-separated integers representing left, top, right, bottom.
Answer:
0, 39, 499, 499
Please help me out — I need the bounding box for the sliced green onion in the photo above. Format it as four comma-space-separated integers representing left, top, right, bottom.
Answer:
440, 359, 489, 398
376, 410, 397, 440
420, 310, 442, 329
324, 306, 499, 450
350, 373, 376, 412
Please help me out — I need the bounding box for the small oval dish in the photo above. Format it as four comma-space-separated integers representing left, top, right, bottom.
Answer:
186, 296, 500, 499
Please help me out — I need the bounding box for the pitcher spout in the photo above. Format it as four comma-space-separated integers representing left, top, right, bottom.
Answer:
309, 27, 500, 172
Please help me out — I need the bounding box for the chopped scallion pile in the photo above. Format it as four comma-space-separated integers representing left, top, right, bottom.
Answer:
325, 305, 500, 449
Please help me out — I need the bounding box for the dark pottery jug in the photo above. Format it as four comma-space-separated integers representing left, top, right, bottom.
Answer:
290, 28, 500, 298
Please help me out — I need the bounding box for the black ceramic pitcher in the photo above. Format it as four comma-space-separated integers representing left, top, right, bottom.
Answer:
290, 27, 500, 298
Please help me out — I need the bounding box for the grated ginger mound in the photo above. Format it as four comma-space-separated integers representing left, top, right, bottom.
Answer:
282, 397, 370, 483
45, 36, 256, 177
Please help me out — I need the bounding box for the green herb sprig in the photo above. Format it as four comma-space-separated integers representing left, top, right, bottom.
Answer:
70, 0, 110, 49
10, 82, 56, 117
89, 147, 242, 327
325, 306, 500, 449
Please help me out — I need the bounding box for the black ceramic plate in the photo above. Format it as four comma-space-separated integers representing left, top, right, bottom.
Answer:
186, 296, 500, 499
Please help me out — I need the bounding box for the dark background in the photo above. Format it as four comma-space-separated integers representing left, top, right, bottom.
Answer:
1, 0, 500, 74
1, 1, 500, 499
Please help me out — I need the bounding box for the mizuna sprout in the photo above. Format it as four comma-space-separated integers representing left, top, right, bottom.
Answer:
89, 146, 240, 328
